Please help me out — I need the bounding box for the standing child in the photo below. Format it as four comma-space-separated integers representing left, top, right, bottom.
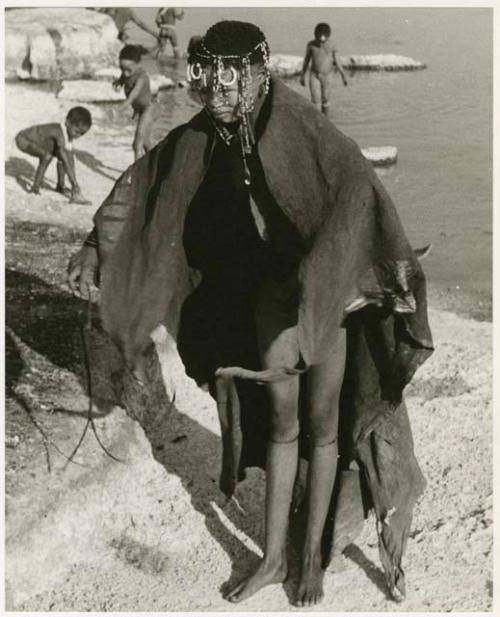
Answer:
113, 45, 158, 160
155, 7, 185, 59
97, 8, 159, 44
300, 23, 348, 115
15, 106, 92, 203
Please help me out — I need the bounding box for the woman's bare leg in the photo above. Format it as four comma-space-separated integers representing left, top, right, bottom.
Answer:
225, 324, 300, 603
296, 328, 346, 607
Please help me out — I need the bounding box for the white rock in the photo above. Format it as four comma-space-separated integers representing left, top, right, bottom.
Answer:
149, 74, 175, 95
94, 67, 122, 81
269, 53, 425, 77
58, 80, 124, 103
268, 54, 303, 78
361, 146, 398, 166
58, 73, 176, 103
95, 68, 176, 93
5, 8, 122, 81
345, 54, 426, 71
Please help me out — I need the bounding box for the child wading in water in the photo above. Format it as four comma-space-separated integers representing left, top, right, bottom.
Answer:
300, 22, 348, 115
15, 106, 92, 203
155, 7, 185, 59
113, 45, 158, 160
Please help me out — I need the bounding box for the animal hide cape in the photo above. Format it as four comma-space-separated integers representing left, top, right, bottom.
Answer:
93, 79, 433, 599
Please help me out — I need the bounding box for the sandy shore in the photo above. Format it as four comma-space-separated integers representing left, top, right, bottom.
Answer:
4, 81, 493, 611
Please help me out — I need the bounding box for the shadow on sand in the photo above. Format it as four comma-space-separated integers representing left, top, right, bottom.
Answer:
5, 156, 53, 193
119, 345, 270, 601
5, 268, 122, 416
344, 543, 392, 600
73, 148, 122, 181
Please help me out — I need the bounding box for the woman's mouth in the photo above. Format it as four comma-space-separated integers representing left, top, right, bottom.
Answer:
210, 107, 231, 116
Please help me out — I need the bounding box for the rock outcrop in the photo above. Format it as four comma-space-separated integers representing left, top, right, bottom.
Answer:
361, 146, 398, 166
57, 80, 125, 103
269, 54, 303, 78
58, 75, 176, 103
344, 54, 426, 71
269, 53, 426, 77
5, 8, 122, 81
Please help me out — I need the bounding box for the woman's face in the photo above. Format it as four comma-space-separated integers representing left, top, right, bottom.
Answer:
195, 63, 265, 124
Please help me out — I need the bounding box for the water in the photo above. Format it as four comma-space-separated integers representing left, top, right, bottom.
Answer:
129, 8, 494, 315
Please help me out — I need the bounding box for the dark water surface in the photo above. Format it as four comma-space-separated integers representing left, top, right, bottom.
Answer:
115, 8, 494, 317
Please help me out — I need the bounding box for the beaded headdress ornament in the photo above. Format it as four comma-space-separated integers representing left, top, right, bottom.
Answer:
187, 33, 271, 185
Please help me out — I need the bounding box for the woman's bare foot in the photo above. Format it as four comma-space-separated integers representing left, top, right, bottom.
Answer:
295, 552, 325, 607
224, 558, 288, 603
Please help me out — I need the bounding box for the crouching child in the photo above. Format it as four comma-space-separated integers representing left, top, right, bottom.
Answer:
15, 106, 92, 204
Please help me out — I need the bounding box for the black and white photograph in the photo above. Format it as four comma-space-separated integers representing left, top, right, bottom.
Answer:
3, 2, 494, 613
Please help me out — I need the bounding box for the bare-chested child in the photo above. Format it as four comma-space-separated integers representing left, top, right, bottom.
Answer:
300, 22, 348, 115
96, 8, 158, 44
155, 7, 185, 59
113, 45, 158, 160
15, 106, 92, 204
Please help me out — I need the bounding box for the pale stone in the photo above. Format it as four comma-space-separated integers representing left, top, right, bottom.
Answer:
95, 69, 176, 93
57, 80, 125, 103
345, 54, 426, 71
269, 53, 426, 77
149, 74, 175, 94
94, 67, 122, 81
58, 74, 175, 103
361, 146, 398, 166
268, 54, 303, 78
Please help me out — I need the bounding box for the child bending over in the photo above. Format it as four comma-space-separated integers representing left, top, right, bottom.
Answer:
113, 45, 158, 160
300, 23, 348, 115
15, 106, 92, 203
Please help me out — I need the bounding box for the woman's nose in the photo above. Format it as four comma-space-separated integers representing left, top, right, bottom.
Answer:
208, 90, 224, 104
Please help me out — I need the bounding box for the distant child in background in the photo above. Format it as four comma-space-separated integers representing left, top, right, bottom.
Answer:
155, 7, 185, 58
300, 22, 348, 115
97, 7, 158, 44
113, 45, 158, 160
15, 106, 92, 203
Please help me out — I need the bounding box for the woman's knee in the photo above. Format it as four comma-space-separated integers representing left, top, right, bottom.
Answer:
308, 405, 339, 446
269, 402, 299, 443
